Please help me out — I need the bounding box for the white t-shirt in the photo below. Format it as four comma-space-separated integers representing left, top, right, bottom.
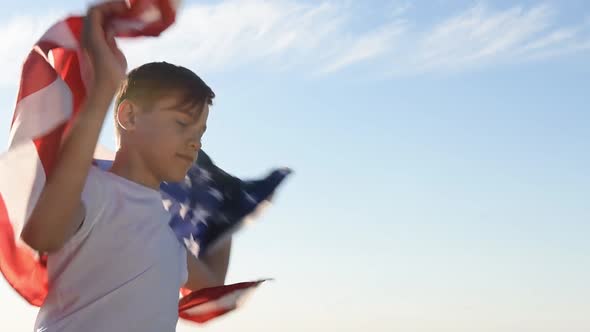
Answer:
34, 166, 188, 332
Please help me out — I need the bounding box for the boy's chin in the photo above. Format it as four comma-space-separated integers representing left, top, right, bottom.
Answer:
163, 168, 190, 183
164, 175, 184, 184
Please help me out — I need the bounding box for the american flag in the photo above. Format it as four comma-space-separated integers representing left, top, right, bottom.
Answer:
0, 0, 290, 325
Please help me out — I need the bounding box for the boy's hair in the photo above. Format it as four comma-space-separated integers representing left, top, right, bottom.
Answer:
114, 62, 215, 142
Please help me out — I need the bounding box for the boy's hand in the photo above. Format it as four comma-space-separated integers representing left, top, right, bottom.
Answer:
82, 1, 129, 94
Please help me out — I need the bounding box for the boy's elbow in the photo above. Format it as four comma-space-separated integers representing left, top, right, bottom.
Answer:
206, 268, 227, 288
20, 221, 63, 253
211, 274, 225, 288
184, 272, 225, 292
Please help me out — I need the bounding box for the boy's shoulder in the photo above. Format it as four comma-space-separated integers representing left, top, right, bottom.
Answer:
83, 165, 115, 201
68, 165, 169, 249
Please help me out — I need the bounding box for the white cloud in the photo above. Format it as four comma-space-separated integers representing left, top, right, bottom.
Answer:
115, 1, 590, 75
319, 22, 406, 74
399, 4, 590, 74
0, 0, 588, 84
118, 0, 402, 74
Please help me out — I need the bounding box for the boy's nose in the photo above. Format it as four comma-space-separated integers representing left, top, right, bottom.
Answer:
188, 139, 201, 152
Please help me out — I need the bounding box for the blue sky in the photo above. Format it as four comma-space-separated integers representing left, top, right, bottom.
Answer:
1, 1, 589, 331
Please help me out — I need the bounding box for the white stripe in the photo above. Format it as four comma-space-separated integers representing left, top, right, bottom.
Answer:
111, 18, 149, 33
47, 50, 55, 67
110, 0, 178, 34
8, 78, 73, 147
32, 45, 51, 64
138, 4, 162, 24
0, 140, 47, 236
40, 20, 78, 50
182, 287, 255, 316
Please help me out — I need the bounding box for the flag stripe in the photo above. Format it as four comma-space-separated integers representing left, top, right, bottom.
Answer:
0, 140, 49, 305
0, 195, 48, 306
10, 78, 73, 147
181, 289, 245, 315
180, 308, 233, 324
0, 141, 47, 232
40, 19, 79, 50
13, 50, 58, 124
179, 280, 266, 309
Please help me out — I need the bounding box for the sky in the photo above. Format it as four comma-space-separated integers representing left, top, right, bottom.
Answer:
0, 0, 589, 331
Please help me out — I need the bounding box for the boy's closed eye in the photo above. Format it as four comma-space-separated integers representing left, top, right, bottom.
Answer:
176, 119, 189, 127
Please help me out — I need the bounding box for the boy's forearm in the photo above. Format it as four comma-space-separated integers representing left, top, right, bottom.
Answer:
185, 237, 232, 290
202, 237, 232, 283
21, 89, 114, 252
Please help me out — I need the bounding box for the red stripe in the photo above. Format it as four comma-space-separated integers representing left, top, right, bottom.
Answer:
52, 19, 85, 114
36, 18, 84, 176
12, 51, 58, 126
52, 49, 86, 138
65, 17, 83, 42
0, 195, 48, 306
119, 0, 177, 37
178, 280, 264, 310
33, 123, 67, 176
179, 307, 233, 324
17, 47, 56, 102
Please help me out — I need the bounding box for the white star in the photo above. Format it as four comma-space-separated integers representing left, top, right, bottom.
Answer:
191, 205, 210, 225
183, 175, 192, 188
208, 188, 223, 201
218, 214, 231, 224
183, 234, 201, 257
179, 203, 190, 219
243, 191, 258, 204
162, 198, 173, 211
199, 169, 212, 182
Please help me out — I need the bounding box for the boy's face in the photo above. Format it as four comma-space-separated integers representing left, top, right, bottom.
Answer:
129, 95, 209, 183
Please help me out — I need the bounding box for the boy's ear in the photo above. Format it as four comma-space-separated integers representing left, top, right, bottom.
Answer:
116, 100, 136, 131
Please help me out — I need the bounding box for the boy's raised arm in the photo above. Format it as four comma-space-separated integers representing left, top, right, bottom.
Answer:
20, 2, 128, 253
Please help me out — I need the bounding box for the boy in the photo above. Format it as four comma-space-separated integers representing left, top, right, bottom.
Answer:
20, 2, 230, 331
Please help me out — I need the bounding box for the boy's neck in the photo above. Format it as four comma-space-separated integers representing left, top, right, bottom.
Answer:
109, 148, 161, 190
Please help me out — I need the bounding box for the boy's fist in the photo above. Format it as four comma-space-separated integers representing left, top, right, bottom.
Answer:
82, 1, 129, 92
